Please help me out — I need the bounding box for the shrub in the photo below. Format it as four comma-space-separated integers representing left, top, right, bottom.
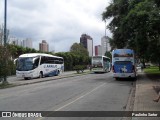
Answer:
0, 46, 12, 83
73, 65, 86, 73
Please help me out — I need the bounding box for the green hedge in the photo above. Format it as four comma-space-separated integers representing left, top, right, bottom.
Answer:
73, 65, 86, 73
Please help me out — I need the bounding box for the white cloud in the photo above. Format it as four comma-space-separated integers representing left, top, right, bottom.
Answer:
0, 0, 112, 52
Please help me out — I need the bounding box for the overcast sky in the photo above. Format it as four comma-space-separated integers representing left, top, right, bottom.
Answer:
0, 0, 112, 52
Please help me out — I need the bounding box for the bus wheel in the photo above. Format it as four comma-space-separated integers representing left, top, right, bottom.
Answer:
133, 77, 137, 81
39, 72, 43, 78
115, 78, 119, 80
24, 77, 29, 80
55, 70, 59, 76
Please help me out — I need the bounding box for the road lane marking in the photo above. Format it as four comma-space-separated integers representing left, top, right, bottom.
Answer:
55, 83, 106, 111
36, 83, 106, 120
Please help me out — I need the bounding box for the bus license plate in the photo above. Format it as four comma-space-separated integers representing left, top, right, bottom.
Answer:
121, 74, 125, 77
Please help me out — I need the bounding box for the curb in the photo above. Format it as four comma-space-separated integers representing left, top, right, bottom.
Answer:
122, 79, 136, 120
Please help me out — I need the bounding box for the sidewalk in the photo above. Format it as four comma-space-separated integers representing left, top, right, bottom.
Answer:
132, 70, 160, 120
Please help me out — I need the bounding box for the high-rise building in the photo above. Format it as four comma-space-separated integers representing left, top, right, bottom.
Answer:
10, 37, 22, 46
95, 45, 102, 56
14, 39, 22, 46
22, 38, 32, 48
101, 36, 111, 55
10, 37, 33, 49
39, 40, 49, 52
80, 34, 93, 57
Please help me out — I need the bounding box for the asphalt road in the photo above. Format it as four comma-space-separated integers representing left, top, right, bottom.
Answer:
0, 72, 135, 120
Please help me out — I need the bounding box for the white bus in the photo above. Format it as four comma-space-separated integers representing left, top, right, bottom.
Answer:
91, 56, 111, 73
112, 49, 137, 79
16, 53, 64, 80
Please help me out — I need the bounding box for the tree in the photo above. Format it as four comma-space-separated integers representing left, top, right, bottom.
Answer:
70, 43, 89, 56
124, 0, 160, 69
56, 47, 87, 71
7, 44, 17, 59
102, 0, 130, 49
70, 42, 89, 66
0, 46, 12, 84
102, 0, 160, 70
105, 51, 112, 58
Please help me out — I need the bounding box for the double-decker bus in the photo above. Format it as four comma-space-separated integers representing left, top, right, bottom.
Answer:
91, 56, 111, 73
112, 49, 137, 79
16, 53, 64, 80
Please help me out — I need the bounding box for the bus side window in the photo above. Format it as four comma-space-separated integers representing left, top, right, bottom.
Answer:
47, 57, 55, 64
59, 59, 63, 64
54, 58, 59, 64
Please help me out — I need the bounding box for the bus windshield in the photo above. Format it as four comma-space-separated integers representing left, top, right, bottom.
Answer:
92, 56, 111, 73
16, 57, 35, 71
92, 57, 102, 65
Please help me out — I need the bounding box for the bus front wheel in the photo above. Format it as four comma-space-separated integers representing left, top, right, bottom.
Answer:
115, 78, 119, 80
24, 77, 29, 80
39, 72, 43, 78
55, 70, 59, 76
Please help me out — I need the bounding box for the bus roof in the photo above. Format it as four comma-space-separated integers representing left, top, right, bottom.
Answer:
112, 49, 134, 52
112, 49, 134, 57
19, 53, 63, 59
92, 55, 110, 59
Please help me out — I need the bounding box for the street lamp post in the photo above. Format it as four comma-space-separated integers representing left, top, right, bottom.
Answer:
104, 20, 106, 37
4, 0, 7, 45
3, 0, 7, 83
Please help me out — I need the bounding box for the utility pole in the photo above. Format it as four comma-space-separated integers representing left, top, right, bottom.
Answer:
3, 0, 7, 83
4, 0, 7, 45
104, 20, 106, 37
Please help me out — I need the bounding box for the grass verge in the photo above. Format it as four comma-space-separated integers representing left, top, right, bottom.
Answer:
0, 82, 15, 89
144, 66, 160, 81
144, 66, 160, 74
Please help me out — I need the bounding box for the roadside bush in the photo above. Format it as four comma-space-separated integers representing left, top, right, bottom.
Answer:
73, 65, 86, 74
0, 46, 13, 83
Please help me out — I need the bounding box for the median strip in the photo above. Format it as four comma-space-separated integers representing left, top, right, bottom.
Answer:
0, 70, 91, 89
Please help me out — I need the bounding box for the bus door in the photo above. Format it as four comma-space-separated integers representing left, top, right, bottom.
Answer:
33, 57, 40, 76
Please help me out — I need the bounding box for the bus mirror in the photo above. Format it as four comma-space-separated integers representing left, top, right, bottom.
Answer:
14, 58, 18, 65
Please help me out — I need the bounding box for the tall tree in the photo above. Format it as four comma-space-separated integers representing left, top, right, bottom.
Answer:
124, 0, 160, 68
102, 0, 160, 69
70, 43, 89, 56
70, 43, 89, 66
105, 51, 112, 58
0, 46, 12, 84
102, 0, 131, 48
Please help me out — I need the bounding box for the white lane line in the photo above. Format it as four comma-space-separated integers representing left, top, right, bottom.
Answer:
36, 83, 106, 120
55, 83, 106, 111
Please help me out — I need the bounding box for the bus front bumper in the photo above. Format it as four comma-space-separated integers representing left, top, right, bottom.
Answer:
92, 69, 104, 72
16, 71, 34, 78
113, 73, 136, 78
